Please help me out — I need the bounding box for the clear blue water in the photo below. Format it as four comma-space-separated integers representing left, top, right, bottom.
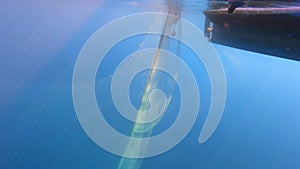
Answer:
1, 0, 300, 169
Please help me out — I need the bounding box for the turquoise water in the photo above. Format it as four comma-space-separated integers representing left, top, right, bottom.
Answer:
1, 0, 300, 168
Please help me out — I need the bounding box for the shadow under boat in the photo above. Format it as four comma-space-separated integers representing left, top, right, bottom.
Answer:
203, 1, 300, 61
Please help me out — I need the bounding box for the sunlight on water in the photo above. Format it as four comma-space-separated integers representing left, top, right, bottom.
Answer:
117, 3, 182, 168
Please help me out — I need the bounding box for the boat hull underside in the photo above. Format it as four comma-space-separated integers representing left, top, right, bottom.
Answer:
204, 9, 300, 61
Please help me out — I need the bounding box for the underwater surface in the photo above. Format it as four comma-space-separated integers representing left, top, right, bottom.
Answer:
1, 0, 300, 168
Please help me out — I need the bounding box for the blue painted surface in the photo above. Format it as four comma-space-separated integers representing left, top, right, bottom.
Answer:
1, 0, 300, 168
